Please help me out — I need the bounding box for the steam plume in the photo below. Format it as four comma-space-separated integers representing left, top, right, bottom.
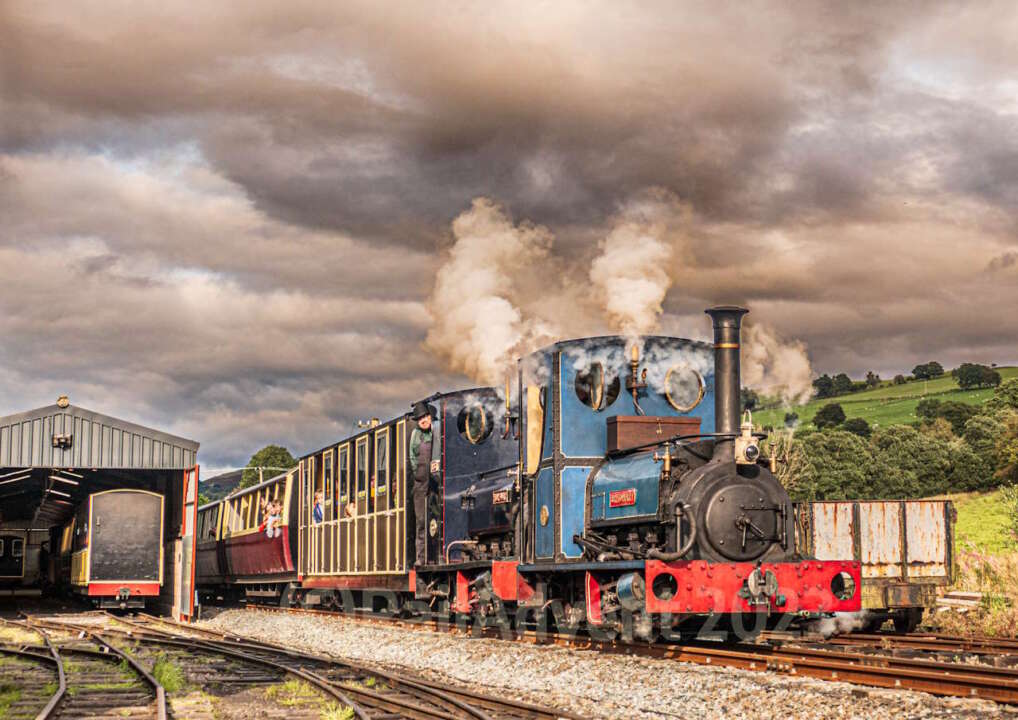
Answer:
590, 192, 675, 336
425, 198, 557, 385
742, 323, 814, 405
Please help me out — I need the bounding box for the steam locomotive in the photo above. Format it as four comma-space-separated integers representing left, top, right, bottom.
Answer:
197, 307, 860, 636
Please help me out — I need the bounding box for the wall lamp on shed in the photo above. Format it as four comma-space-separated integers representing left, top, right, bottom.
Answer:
0, 475, 31, 486
49, 475, 79, 486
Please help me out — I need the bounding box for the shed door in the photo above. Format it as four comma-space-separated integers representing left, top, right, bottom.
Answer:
178, 465, 199, 620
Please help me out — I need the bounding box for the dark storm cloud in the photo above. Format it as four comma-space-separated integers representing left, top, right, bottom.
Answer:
2, 1, 1018, 469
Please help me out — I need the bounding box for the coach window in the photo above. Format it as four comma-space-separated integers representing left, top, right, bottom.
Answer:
338, 445, 350, 504
12, 539, 22, 558
323, 450, 335, 521
375, 429, 389, 498
356, 438, 368, 500
664, 365, 705, 412
575, 362, 620, 411
457, 404, 493, 444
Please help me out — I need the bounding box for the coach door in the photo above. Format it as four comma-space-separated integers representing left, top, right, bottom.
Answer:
393, 420, 407, 571
372, 426, 390, 572
354, 436, 369, 571
298, 457, 315, 577
337, 443, 351, 572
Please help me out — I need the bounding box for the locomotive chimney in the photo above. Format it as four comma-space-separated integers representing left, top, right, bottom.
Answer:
705, 306, 749, 457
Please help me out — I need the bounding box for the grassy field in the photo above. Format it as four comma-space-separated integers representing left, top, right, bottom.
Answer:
947, 489, 1015, 554
753, 366, 1018, 430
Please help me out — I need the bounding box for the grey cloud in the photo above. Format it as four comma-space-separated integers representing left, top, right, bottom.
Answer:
2, 2, 1018, 468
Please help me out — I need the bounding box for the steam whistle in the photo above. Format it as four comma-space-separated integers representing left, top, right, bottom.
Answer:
502, 375, 519, 440
626, 344, 648, 415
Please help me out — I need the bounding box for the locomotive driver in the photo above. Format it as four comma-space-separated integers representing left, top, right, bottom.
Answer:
409, 401, 434, 568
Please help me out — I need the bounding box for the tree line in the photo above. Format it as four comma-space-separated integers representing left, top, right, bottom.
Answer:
767, 379, 1018, 501
811, 360, 1001, 399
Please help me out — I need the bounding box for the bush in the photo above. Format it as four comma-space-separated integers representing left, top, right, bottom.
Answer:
893, 374, 907, 385
916, 398, 941, 420
987, 379, 1018, 413
842, 417, 871, 438
938, 401, 980, 435
995, 411, 1018, 485
795, 430, 885, 500
783, 411, 799, 428
917, 399, 978, 435
964, 413, 1006, 467
869, 425, 987, 496
814, 403, 846, 430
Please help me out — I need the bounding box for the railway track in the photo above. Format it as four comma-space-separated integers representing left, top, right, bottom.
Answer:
1, 615, 165, 719
18, 612, 574, 720
827, 629, 1018, 657
239, 603, 1018, 705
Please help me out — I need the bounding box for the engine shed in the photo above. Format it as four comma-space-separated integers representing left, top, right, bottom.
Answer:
0, 396, 201, 618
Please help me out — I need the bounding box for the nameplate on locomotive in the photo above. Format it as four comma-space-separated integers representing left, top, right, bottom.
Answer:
492, 488, 511, 505
609, 488, 637, 507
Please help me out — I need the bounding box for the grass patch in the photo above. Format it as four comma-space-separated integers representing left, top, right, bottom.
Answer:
932, 547, 1018, 637
152, 655, 185, 693
753, 366, 1018, 429
0, 626, 40, 645
0, 683, 22, 717
265, 679, 320, 707
321, 704, 356, 720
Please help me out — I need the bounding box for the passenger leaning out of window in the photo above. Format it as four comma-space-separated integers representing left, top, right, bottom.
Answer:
312, 491, 324, 525
409, 401, 434, 569
266, 499, 282, 538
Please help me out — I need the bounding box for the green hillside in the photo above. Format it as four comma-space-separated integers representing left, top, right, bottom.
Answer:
950, 489, 1015, 554
753, 366, 1018, 430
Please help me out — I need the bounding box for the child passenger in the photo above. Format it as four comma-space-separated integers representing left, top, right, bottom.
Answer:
265, 498, 281, 539
313, 491, 324, 525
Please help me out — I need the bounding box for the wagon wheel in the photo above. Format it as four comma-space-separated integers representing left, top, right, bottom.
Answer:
892, 607, 923, 634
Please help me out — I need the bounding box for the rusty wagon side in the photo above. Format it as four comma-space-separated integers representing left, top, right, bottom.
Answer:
795, 500, 956, 632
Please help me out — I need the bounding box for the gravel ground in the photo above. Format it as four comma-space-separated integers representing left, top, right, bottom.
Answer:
200, 609, 1009, 720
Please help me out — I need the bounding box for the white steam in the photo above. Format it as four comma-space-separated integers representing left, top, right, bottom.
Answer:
428, 194, 816, 399
742, 323, 813, 405
426, 198, 558, 385
589, 217, 673, 336
808, 611, 873, 639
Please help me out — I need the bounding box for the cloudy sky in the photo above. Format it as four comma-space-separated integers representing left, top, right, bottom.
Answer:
2, 2, 1017, 474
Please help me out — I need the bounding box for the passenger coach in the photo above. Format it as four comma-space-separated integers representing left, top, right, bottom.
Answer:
196, 470, 299, 604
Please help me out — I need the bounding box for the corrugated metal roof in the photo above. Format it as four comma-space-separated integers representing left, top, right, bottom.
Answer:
0, 402, 199, 470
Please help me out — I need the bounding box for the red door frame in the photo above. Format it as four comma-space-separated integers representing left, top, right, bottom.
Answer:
181, 464, 199, 621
